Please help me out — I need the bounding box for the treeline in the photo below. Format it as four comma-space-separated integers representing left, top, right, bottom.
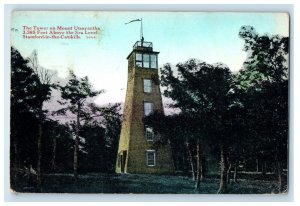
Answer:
144, 26, 289, 193
10, 47, 121, 191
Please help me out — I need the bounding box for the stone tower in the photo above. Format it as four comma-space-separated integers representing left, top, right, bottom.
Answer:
115, 39, 174, 174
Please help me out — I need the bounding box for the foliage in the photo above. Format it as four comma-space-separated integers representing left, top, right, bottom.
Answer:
155, 60, 235, 192
10, 47, 51, 189
236, 26, 289, 192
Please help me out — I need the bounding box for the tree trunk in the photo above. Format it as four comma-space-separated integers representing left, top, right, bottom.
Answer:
256, 159, 259, 172
182, 151, 187, 173
37, 121, 42, 191
217, 144, 229, 194
169, 143, 177, 173
262, 161, 266, 175
74, 104, 80, 179
11, 124, 19, 189
276, 160, 283, 193
226, 163, 232, 184
201, 156, 205, 180
186, 142, 195, 181
195, 139, 202, 190
233, 164, 238, 183
51, 137, 57, 171
13, 139, 18, 186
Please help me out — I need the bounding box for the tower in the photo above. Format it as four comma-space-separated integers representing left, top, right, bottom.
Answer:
115, 39, 174, 174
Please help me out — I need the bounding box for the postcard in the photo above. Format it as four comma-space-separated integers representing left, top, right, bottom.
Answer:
10, 11, 289, 194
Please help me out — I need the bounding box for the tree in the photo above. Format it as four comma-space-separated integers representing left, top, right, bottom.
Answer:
27, 50, 53, 190
144, 111, 197, 179
80, 122, 106, 172
52, 123, 74, 172
160, 59, 233, 192
11, 47, 38, 189
44, 121, 69, 171
82, 103, 122, 172
100, 103, 122, 172
58, 71, 103, 178
236, 25, 289, 193
11, 47, 53, 191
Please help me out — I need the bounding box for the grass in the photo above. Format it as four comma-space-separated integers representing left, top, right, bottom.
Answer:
12, 172, 287, 194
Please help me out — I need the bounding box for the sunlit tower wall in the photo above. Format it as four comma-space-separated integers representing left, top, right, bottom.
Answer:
115, 40, 174, 174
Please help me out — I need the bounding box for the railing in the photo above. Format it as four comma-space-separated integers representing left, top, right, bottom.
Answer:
133, 41, 153, 49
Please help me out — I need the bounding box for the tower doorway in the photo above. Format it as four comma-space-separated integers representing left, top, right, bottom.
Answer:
120, 150, 127, 173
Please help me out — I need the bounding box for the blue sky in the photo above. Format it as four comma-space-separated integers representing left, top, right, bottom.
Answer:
11, 11, 289, 105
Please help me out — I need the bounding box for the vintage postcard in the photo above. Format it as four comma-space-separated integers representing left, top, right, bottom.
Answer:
10, 11, 289, 194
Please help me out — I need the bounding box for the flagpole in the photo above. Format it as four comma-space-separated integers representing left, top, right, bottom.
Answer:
140, 18, 143, 41
125, 18, 144, 44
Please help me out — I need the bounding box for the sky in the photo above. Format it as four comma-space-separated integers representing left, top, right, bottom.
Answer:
11, 11, 289, 106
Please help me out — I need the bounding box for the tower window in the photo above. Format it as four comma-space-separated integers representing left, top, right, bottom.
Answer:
135, 53, 157, 69
143, 79, 152, 93
150, 54, 157, 69
144, 102, 154, 116
143, 54, 150, 68
146, 150, 156, 166
136, 53, 142, 67
145, 127, 154, 141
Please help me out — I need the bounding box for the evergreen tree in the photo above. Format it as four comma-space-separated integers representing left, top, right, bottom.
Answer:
11, 47, 51, 190
58, 71, 103, 178
27, 49, 53, 190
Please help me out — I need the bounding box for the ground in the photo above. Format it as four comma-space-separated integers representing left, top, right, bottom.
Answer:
13, 173, 287, 194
